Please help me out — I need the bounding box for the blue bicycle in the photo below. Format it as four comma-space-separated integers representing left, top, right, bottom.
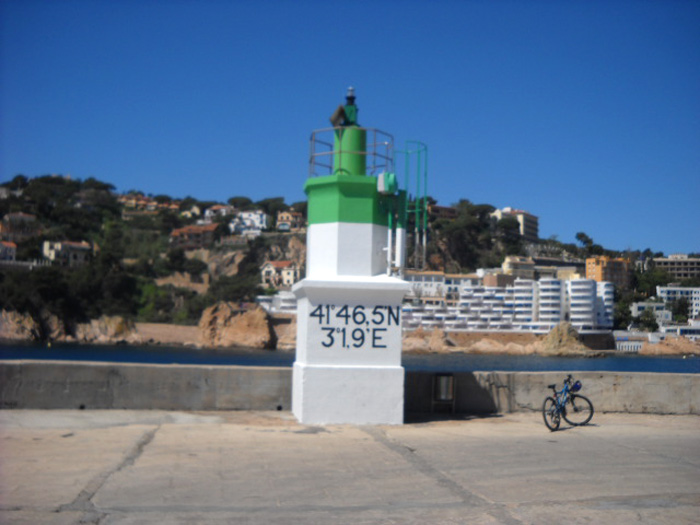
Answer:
542, 375, 594, 431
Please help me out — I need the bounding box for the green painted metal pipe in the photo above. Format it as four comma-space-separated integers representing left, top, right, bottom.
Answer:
333, 127, 367, 176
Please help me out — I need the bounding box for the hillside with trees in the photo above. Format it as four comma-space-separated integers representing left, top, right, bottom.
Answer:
0, 175, 304, 339
1, 174, 696, 340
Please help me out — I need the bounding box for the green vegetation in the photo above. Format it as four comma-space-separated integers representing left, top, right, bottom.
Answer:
0, 175, 288, 335
635, 308, 659, 332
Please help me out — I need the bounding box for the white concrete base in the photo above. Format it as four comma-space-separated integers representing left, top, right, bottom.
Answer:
292, 362, 404, 425
306, 222, 389, 278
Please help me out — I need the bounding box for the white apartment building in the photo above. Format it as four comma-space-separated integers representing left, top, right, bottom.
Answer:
539, 278, 565, 326
568, 279, 597, 330
402, 269, 614, 332
229, 210, 269, 237
596, 282, 615, 329
630, 301, 672, 324
513, 279, 536, 325
405, 278, 613, 333
656, 286, 700, 319
404, 271, 458, 304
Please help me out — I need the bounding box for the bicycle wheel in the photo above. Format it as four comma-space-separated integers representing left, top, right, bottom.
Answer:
562, 394, 594, 426
542, 396, 560, 431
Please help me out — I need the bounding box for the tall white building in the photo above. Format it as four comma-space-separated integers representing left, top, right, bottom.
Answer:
539, 278, 565, 326
513, 279, 536, 325
567, 279, 597, 330
596, 282, 615, 329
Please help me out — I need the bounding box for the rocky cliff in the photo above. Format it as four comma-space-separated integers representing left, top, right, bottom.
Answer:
198, 303, 277, 349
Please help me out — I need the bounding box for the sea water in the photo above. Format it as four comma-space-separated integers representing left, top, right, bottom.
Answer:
1, 342, 698, 374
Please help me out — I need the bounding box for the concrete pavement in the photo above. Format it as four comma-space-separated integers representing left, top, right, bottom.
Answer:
1, 410, 698, 524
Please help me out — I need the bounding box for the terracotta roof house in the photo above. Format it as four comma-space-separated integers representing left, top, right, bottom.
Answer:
169, 223, 219, 250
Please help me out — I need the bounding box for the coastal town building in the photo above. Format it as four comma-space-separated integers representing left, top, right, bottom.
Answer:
382, 268, 614, 333
169, 224, 219, 250
0, 212, 41, 243
652, 254, 700, 281
42, 240, 93, 267
489, 207, 539, 242
656, 286, 700, 320
482, 273, 516, 288
404, 270, 450, 304
276, 210, 304, 232
0, 187, 23, 200
179, 205, 202, 220
0, 241, 17, 261
203, 205, 235, 223
586, 256, 632, 290
261, 260, 301, 288
531, 255, 585, 281
118, 194, 180, 220
596, 281, 615, 329
659, 320, 700, 341
229, 210, 269, 237
502, 255, 536, 279
257, 290, 298, 314
403, 277, 614, 332
630, 301, 673, 324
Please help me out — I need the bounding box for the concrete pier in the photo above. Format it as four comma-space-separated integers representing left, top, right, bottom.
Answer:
1, 410, 698, 524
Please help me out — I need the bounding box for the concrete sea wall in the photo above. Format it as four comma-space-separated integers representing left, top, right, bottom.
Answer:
405, 371, 699, 415
1, 360, 698, 415
0, 361, 289, 411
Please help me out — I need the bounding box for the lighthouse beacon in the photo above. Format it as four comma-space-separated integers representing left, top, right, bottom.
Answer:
292, 88, 410, 425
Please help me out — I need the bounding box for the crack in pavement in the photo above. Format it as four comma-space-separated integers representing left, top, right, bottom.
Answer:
361, 426, 523, 525
58, 424, 160, 521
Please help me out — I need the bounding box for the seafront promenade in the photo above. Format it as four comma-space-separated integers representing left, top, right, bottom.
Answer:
1, 409, 698, 524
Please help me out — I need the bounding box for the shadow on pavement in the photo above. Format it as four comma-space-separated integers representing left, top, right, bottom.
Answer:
404, 412, 504, 424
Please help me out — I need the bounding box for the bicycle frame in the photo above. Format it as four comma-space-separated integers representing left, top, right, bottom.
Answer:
551, 382, 571, 410
548, 374, 577, 414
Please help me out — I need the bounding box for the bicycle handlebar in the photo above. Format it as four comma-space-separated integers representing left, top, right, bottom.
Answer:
549, 375, 574, 393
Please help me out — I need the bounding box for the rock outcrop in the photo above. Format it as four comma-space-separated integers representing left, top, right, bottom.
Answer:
402, 327, 453, 353
534, 322, 593, 356
400, 322, 599, 356
272, 315, 297, 352
73, 316, 141, 344
0, 310, 43, 341
0, 309, 140, 344
198, 303, 276, 349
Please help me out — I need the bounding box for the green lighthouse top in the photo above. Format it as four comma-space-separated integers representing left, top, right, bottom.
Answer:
330, 86, 359, 127
309, 88, 393, 178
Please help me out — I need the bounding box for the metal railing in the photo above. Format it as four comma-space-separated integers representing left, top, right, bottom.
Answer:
308, 127, 394, 177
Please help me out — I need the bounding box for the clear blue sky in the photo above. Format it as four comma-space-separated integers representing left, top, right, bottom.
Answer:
2, 0, 698, 255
